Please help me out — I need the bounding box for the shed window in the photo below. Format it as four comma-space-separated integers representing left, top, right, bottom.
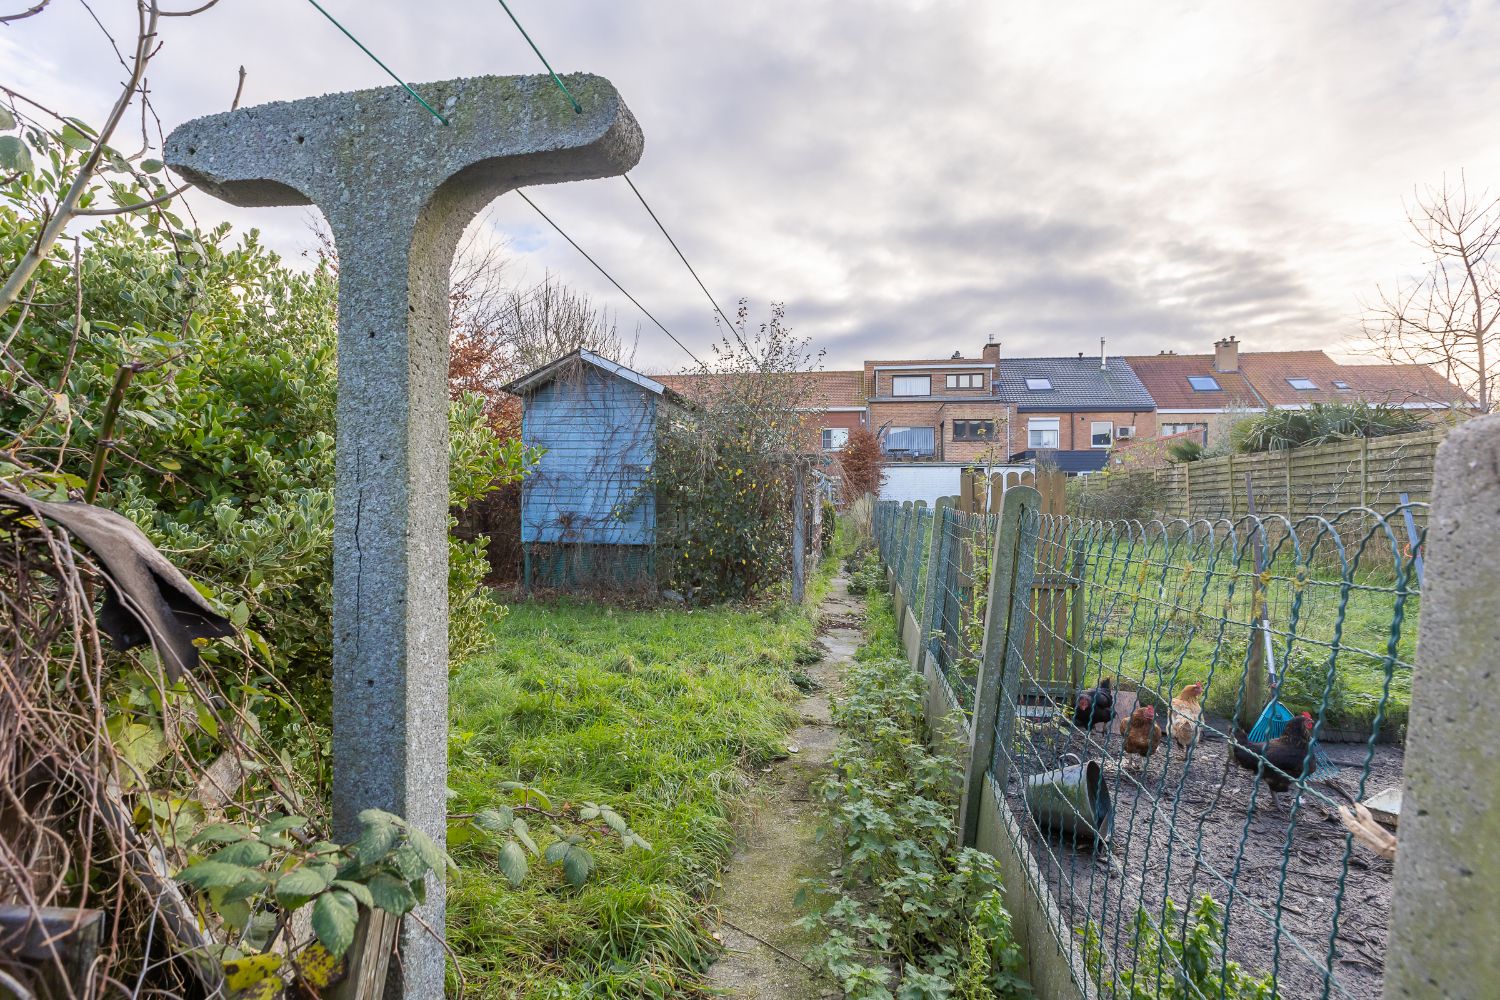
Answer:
945, 373, 985, 389
1028, 418, 1060, 450
1187, 375, 1221, 391
891, 375, 931, 396
1287, 377, 1319, 390
1025, 377, 1054, 391
1090, 421, 1113, 448
881, 426, 936, 457
822, 427, 849, 451
953, 419, 996, 441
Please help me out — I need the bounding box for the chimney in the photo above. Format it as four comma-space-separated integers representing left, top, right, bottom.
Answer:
1214, 336, 1239, 373
981, 336, 1000, 365
1100, 337, 1108, 372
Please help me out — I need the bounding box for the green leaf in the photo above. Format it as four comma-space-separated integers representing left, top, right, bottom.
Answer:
211, 840, 272, 867
262, 815, 309, 836
58, 124, 93, 153
0, 107, 15, 131
562, 845, 593, 887
544, 840, 569, 864
190, 823, 255, 846
311, 889, 359, 958
274, 865, 330, 903
406, 825, 453, 874
512, 818, 538, 855
177, 861, 257, 890
601, 809, 628, 835
473, 807, 513, 833
141, 157, 164, 173
350, 816, 398, 866
332, 879, 374, 909
365, 872, 417, 915
0, 135, 33, 174
498, 842, 528, 887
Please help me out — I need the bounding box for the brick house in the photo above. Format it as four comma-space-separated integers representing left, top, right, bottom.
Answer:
863, 341, 1006, 463
992, 354, 1157, 473
651, 369, 867, 456
1126, 337, 1473, 449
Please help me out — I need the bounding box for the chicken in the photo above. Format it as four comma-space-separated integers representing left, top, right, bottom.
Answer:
1229, 712, 1317, 809
1118, 705, 1162, 769
1170, 683, 1205, 750
1072, 677, 1114, 732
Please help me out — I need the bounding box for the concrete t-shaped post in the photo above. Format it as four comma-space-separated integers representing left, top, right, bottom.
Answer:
166, 75, 643, 995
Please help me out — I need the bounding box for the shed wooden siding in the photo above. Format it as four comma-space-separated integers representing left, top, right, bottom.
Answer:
519, 367, 657, 546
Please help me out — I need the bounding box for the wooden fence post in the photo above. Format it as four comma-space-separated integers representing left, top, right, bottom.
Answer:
791, 462, 807, 605
1360, 436, 1370, 508
1184, 463, 1193, 518
1387, 415, 1500, 998
959, 485, 1041, 848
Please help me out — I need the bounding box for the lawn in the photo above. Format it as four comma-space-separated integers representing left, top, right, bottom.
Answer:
444, 565, 833, 998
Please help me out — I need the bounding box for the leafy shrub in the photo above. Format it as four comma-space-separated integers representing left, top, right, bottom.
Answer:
1232, 402, 1425, 454
1166, 438, 1204, 463
1068, 470, 1163, 520
1, 198, 527, 728
846, 552, 885, 595
1082, 894, 1276, 999
838, 425, 886, 503
801, 647, 1031, 998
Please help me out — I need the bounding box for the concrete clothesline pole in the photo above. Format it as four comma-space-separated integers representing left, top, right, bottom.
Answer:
166, 74, 643, 997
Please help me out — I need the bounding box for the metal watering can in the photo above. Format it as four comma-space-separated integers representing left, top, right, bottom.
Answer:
1023, 754, 1113, 848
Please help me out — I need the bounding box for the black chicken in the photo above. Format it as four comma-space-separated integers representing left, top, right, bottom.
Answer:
1072, 678, 1114, 732
1229, 712, 1318, 809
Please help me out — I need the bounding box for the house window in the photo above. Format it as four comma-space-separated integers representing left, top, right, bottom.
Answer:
945, 373, 986, 389
1090, 421, 1113, 448
891, 375, 931, 396
1028, 417, 1060, 450
822, 427, 849, 451
953, 419, 996, 441
881, 426, 936, 457
1332, 380, 1351, 391
1025, 377, 1054, 391
1162, 422, 1209, 444
1187, 375, 1221, 391
1287, 377, 1319, 390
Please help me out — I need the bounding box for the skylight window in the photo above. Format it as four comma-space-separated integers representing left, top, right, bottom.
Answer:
1187, 375, 1221, 391
1025, 377, 1053, 391
1287, 377, 1319, 390
1332, 380, 1351, 390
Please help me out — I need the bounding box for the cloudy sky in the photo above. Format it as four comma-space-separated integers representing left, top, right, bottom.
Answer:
6, 0, 1500, 373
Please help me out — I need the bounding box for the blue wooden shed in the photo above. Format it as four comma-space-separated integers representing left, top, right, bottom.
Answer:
503, 349, 682, 589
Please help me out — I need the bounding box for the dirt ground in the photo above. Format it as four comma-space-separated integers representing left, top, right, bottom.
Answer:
1002, 712, 1401, 1000
704, 578, 861, 999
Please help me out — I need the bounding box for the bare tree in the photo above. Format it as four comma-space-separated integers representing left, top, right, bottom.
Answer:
1366, 173, 1500, 412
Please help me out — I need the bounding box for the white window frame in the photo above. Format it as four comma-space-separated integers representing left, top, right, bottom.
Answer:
945, 373, 985, 389
1028, 417, 1060, 450
1025, 377, 1054, 392
1187, 375, 1221, 391
1332, 380, 1352, 391
1162, 422, 1209, 443
1287, 377, 1319, 390
821, 427, 849, 451
891, 374, 931, 396
1090, 421, 1113, 448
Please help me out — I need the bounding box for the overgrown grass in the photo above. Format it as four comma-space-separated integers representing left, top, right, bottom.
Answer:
445, 563, 834, 998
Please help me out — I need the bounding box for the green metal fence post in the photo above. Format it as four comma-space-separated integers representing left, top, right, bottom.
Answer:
917, 497, 957, 675
959, 484, 1041, 848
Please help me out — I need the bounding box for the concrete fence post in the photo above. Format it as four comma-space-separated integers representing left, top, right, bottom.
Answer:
959, 485, 1041, 847
1387, 414, 1500, 999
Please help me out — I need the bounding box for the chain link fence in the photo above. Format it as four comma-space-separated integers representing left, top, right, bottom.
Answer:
872, 493, 1420, 999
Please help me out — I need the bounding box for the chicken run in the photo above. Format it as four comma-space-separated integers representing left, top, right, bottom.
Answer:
1011, 678, 1402, 1000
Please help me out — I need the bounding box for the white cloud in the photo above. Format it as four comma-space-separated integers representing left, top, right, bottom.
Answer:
7, 0, 1500, 372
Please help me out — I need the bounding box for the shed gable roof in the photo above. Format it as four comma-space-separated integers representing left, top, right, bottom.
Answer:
503, 349, 681, 401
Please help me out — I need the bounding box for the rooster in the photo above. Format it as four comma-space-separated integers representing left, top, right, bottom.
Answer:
1118, 705, 1162, 770
1229, 712, 1317, 809
1072, 677, 1114, 733
1169, 683, 1205, 750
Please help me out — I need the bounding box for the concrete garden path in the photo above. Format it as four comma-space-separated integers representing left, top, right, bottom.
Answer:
705, 575, 862, 999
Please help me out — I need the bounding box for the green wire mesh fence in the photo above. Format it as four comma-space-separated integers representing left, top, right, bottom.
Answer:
873, 496, 1419, 1000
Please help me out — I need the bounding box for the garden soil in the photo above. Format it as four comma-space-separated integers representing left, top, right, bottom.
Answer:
704, 576, 861, 999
